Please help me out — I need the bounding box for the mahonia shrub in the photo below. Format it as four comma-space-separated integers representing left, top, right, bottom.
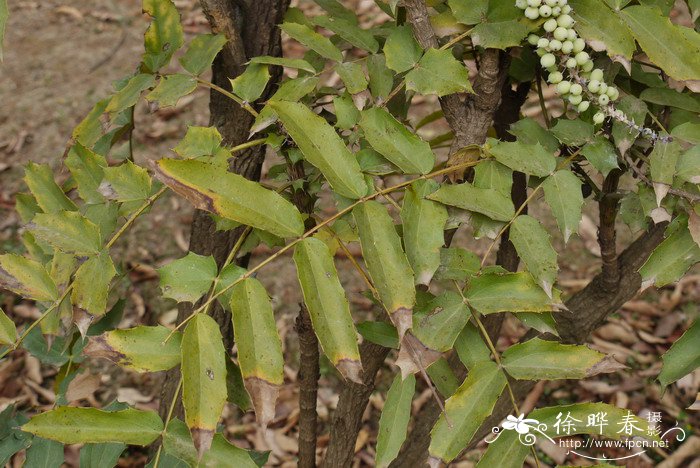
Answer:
0, 0, 699, 466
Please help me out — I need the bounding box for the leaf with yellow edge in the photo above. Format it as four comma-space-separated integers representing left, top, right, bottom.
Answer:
0, 307, 17, 345
0, 254, 58, 302
182, 314, 228, 457
230, 278, 284, 427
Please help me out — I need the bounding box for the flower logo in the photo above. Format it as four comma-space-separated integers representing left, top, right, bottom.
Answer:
502, 414, 540, 434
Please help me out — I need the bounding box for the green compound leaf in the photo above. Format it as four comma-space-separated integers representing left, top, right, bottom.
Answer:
252, 76, 320, 134
24, 162, 77, 214
22, 407, 163, 446
413, 291, 470, 352
375, 374, 416, 468
405, 48, 473, 97
353, 201, 415, 339
0, 254, 58, 302
85, 325, 182, 373
501, 338, 615, 380
142, 0, 184, 73
0, 306, 17, 345
314, 16, 378, 53
471, 21, 529, 49
29, 211, 102, 256
428, 183, 515, 222
293, 238, 362, 383
542, 170, 584, 244
465, 272, 562, 315
581, 136, 619, 177
360, 108, 436, 175
163, 419, 258, 468
649, 139, 682, 205
173, 126, 222, 158
509, 215, 558, 297
71, 253, 117, 329
158, 252, 218, 303
640, 218, 700, 288
230, 278, 284, 427
65, 144, 107, 205
155, 158, 304, 238
658, 319, 700, 388
102, 160, 153, 204
489, 141, 556, 177
269, 101, 367, 199
569, 0, 635, 59
180, 34, 227, 76
336, 62, 368, 94
401, 180, 448, 286
428, 361, 506, 465
181, 313, 228, 457
250, 56, 316, 73
106, 74, 156, 114
146, 74, 197, 108
230, 63, 270, 102
620, 5, 700, 85
435, 247, 480, 282
384, 25, 422, 73
280, 22, 343, 61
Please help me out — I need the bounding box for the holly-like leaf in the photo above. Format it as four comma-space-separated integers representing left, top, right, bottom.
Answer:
146, 74, 197, 107
570, 0, 635, 59
354, 201, 415, 339
173, 126, 222, 158
509, 215, 558, 297
155, 159, 305, 238
581, 136, 619, 177
102, 160, 153, 204
465, 272, 562, 314
30, 211, 102, 256
336, 62, 368, 94
158, 252, 217, 303
489, 141, 556, 177
435, 247, 480, 282
22, 408, 163, 445
0, 254, 58, 302
405, 48, 473, 97
65, 144, 107, 205
25, 437, 64, 468
0, 307, 17, 345
24, 162, 77, 214
401, 180, 448, 286
640, 218, 700, 288
252, 76, 320, 134
279, 22, 343, 61
249, 56, 316, 73
428, 183, 515, 222
181, 313, 228, 457
384, 25, 422, 73
85, 326, 182, 373
180, 34, 227, 76
649, 139, 681, 205
360, 108, 436, 175
230, 63, 270, 102
314, 16, 378, 53
71, 253, 117, 333
230, 278, 284, 427
542, 170, 584, 244
142, 0, 184, 73
268, 101, 367, 199
413, 291, 470, 352
428, 361, 507, 465
106, 74, 156, 114
375, 374, 415, 468
79, 443, 125, 468
293, 238, 362, 383
658, 319, 700, 387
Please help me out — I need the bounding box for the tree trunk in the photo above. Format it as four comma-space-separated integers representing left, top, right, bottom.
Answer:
158, 0, 289, 421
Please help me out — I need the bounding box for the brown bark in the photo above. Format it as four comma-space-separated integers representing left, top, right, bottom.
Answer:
158, 0, 289, 421
296, 305, 320, 468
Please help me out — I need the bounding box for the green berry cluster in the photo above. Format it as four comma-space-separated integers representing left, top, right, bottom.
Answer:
517, 0, 618, 124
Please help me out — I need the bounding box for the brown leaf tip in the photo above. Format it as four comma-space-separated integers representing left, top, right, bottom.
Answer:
73, 307, 94, 338
190, 427, 214, 460
84, 335, 130, 367
391, 307, 413, 342
244, 377, 280, 429
336, 359, 363, 385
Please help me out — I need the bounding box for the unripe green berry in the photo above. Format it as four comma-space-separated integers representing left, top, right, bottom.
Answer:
536, 47, 546, 57
593, 112, 605, 124
539, 5, 552, 16
587, 80, 601, 93
606, 87, 619, 100
546, 65, 558, 73
569, 94, 583, 105
599, 82, 608, 94
537, 38, 550, 48
556, 80, 572, 94
581, 60, 594, 72
577, 101, 590, 112
527, 0, 542, 6
516, 0, 529, 8
575, 51, 590, 65
566, 57, 577, 68
567, 28, 578, 41
548, 71, 563, 83
557, 14, 574, 28
557, 0, 567, 6
562, 4, 572, 13
553, 27, 568, 41
570, 83, 583, 95
549, 39, 562, 51
552, 6, 561, 15
528, 34, 540, 45
572, 38, 586, 53
598, 94, 610, 105
543, 18, 558, 32
590, 69, 604, 82
525, 6, 540, 19
545, 0, 558, 6
561, 40, 574, 54
540, 53, 557, 68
